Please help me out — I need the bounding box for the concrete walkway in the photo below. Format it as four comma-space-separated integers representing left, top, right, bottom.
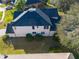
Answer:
0, 29, 6, 37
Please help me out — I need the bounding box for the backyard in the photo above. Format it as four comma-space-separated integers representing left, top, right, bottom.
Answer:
0, 37, 69, 54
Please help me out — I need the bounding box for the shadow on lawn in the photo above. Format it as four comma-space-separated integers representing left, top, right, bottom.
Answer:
8, 37, 56, 53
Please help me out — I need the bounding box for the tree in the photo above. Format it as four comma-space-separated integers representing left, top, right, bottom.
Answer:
49, 0, 75, 12
15, 0, 26, 11
2, 35, 9, 44
57, 3, 79, 52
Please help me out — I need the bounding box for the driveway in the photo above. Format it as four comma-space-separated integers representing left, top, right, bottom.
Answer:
0, 29, 6, 37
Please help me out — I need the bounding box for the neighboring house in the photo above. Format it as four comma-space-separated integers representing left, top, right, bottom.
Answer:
6, 8, 60, 37
0, 0, 46, 8
0, 0, 2, 3
10, 0, 46, 8
0, 0, 15, 4
0, 53, 75, 59
26, 0, 45, 8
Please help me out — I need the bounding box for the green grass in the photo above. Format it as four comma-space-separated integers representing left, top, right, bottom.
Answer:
0, 37, 25, 54
0, 12, 2, 19
0, 37, 61, 54
0, 4, 6, 7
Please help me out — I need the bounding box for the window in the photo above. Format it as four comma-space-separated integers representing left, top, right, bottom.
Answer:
44, 26, 49, 29
52, 17, 58, 19
41, 32, 45, 34
32, 32, 36, 34
32, 26, 35, 29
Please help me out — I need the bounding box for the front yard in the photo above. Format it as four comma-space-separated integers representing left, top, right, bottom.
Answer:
0, 37, 25, 54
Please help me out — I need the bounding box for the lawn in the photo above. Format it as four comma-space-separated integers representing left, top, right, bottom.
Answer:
7, 37, 53, 53
0, 37, 25, 54
0, 4, 6, 7
0, 35, 77, 59
0, 37, 65, 54
0, 12, 2, 20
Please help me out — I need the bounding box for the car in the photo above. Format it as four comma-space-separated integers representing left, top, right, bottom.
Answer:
6, 6, 13, 10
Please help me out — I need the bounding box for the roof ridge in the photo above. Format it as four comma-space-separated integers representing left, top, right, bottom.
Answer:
36, 9, 52, 25
13, 11, 29, 22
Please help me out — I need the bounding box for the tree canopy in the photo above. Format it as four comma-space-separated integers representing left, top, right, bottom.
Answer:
57, 3, 79, 51
15, 0, 26, 11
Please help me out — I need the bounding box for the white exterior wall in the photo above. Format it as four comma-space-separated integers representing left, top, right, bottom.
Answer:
8, 33, 15, 37
49, 31, 56, 36
8, 26, 55, 37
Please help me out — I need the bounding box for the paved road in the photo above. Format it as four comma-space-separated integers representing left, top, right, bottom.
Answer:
0, 29, 6, 37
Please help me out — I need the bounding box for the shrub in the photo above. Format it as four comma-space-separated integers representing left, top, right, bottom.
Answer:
2, 35, 9, 44
52, 33, 60, 42
34, 34, 44, 41
26, 34, 34, 41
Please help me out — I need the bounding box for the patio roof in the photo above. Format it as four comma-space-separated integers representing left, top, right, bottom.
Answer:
0, 53, 75, 59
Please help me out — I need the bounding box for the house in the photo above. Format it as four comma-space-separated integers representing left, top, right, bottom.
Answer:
11, 0, 46, 8
0, 0, 15, 4
0, 0, 2, 3
26, 0, 46, 8
0, 53, 75, 59
6, 8, 60, 37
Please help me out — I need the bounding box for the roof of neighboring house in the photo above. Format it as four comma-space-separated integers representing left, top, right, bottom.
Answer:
11, 0, 15, 3
26, 0, 42, 5
6, 8, 60, 33
0, 0, 2, 3
0, 53, 75, 59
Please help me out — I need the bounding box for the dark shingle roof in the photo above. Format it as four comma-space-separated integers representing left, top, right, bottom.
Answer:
6, 24, 14, 33
26, 0, 41, 5
41, 8, 58, 17
13, 11, 22, 19
11, 0, 15, 3
12, 8, 59, 26
12, 11, 50, 26
0, 0, 2, 3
